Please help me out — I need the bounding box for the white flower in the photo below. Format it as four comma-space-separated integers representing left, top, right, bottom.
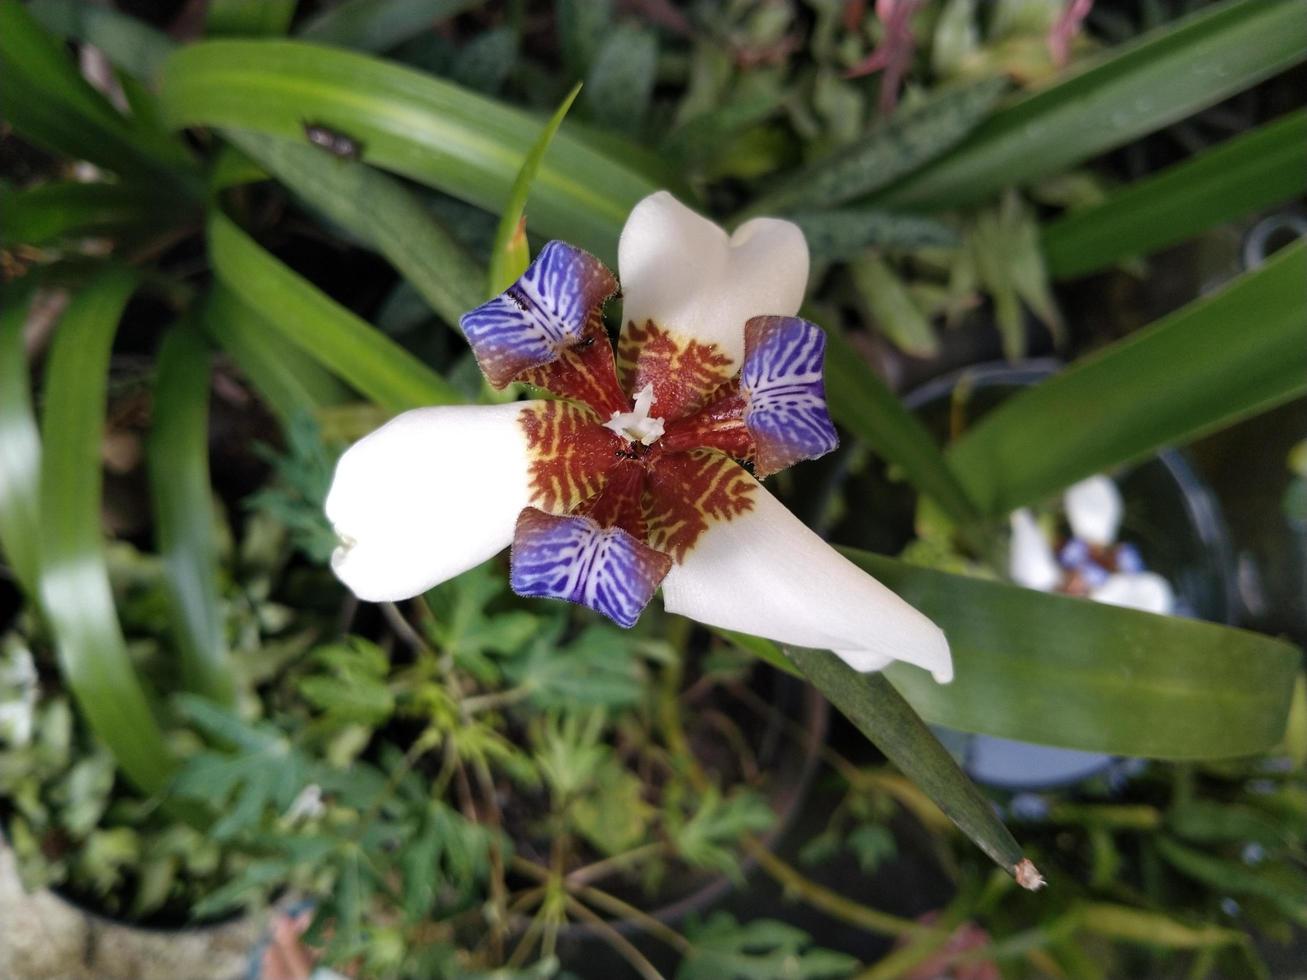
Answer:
1090, 572, 1176, 615
324, 192, 952, 682
1064, 475, 1123, 547
1007, 508, 1062, 592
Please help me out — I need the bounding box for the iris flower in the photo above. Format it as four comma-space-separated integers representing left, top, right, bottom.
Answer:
325, 192, 952, 682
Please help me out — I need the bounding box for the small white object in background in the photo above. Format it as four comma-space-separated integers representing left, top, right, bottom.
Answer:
0, 642, 38, 747
1008, 509, 1062, 592
1091, 571, 1176, 616
1064, 475, 1123, 547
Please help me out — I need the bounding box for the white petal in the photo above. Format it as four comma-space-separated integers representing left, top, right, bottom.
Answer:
618, 191, 808, 371
1090, 572, 1175, 615
1008, 508, 1062, 591
661, 480, 952, 682
325, 402, 537, 602
1064, 475, 1122, 546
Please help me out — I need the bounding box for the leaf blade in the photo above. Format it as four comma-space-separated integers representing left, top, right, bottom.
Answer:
0, 289, 44, 596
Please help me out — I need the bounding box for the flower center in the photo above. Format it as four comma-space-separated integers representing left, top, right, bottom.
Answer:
603, 383, 665, 447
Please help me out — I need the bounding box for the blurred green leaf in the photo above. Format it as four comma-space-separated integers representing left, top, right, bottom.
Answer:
948, 241, 1307, 514
785, 646, 1027, 879
843, 549, 1302, 758
0, 0, 196, 191
449, 25, 516, 95
159, 39, 657, 261
1156, 837, 1307, 926
223, 130, 484, 327
297, 0, 481, 53
1043, 109, 1307, 279
0, 291, 43, 596
505, 623, 647, 710
37, 270, 175, 794
557, 0, 611, 77
206, 0, 296, 36
672, 787, 775, 879
147, 324, 236, 708
746, 78, 1008, 215
0, 180, 190, 248
208, 210, 460, 413
876, 0, 1307, 210
850, 252, 939, 358
584, 25, 658, 137
1167, 801, 1288, 849
1076, 902, 1246, 950
679, 911, 859, 980
202, 285, 350, 422
300, 639, 394, 726
489, 82, 582, 297
822, 330, 980, 525
27, 0, 175, 81
789, 208, 959, 261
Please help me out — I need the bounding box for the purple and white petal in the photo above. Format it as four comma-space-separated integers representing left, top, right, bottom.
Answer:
661, 478, 952, 682
325, 403, 539, 602
459, 241, 617, 388
741, 316, 839, 477
510, 507, 672, 629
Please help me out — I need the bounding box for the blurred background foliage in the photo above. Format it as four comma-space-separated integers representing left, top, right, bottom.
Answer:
0, 0, 1305, 977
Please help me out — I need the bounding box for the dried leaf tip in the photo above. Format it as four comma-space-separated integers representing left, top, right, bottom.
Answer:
1015, 858, 1046, 891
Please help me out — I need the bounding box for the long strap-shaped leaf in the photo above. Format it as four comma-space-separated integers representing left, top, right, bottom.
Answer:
1043, 109, 1307, 279
842, 549, 1301, 759
0, 290, 44, 597
207, 210, 460, 414
148, 325, 237, 708
38, 270, 175, 795
0, 180, 191, 248
873, 0, 1307, 211
948, 241, 1307, 515
222, 130, 484, 328
296, 0, 481, 53
27, 0, 175, 81
160, 40, 657, 262
785, 647, 1036, 886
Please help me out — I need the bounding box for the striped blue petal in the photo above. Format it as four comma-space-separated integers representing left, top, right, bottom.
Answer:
459, 241, 616, 387
510, 507, 672, 629
741, 316, 839, 477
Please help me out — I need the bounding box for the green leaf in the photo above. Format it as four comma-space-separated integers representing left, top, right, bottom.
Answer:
1076, 902, 1246, 950
159, 39, 658, 261
297, 0, 481, 53
202, 285, 350, 422
948, 241, 1307, 515
488, 82, 583, 297
849, 252, 940, 358
207, 209, 461, 413
147, 324, 236, 708
838, 549, 1302, 759
1043, 109, 1307, 279
223, 129, 484, 328
874, 0, 1307, 210
0, 0, 195, 191
1156, 837, 1307, 926
506, 623, 647, 710
789, 208, 960, 261
27, 0, 175, 81
206, 0, 297, 36
557, 0, 611, 77
584, 25, 658, 136
745, 78, 1008, 215
822, 330, 980, 525
299, 638, 394, 726
0, 180, 188, 248
0, 290, 44, 596
37, 270, 175, 794
785, 646, 1028, 880
672, 787, 776, 879
678, 911, 858, 980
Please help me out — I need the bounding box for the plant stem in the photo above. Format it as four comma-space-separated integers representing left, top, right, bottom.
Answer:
566, 843, 667, 887
563, 896, 666, 980
571, 884, 694, 956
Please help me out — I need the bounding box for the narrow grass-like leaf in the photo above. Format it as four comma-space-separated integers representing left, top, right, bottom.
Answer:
224, 129, 484, 327
0, 0, 195, 190
849, 253, 939, 358
0, 290, 43, 596
843, 549, 1301, 759
745, 78, 1007, 215
785, 646, 1029, 881
159, 40, 658, 261
790, 208, 959, 261
203, 285, 351, 422
1042, 109, 1307, 279
948, 241, 1307, 515
874, 0, 1307, 210
148, 324, 237, 708
488, 82, 582, 296
823, 330, 980, 525
28, 0, 175, 81
297, 0, 480, 52
0, 180, 189, 247
206, 0, 297, 36
38, 270, 174, 794
208, 210, 460, 413
1076, 903, 1246, 950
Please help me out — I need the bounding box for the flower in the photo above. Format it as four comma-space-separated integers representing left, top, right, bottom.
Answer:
325, 192, 951, 681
